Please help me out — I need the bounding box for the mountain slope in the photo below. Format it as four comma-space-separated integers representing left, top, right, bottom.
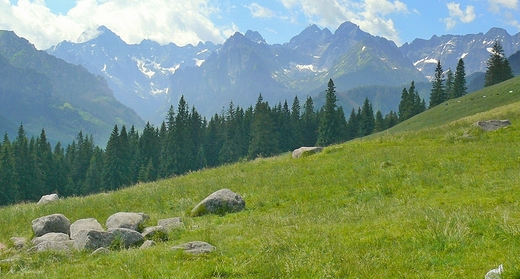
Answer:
2, 77, 520, 278
0, 30, 144, 144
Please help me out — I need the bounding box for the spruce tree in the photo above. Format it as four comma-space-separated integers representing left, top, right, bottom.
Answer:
248, 94, 278, 159
453, 58, 467, 97
398, 87, 411, 122
291, 96, 303, 148
103, 125, 122, 190
301, 96, 318, 146
358, 98, 375, 137
0, 134, 17, 205
445, 69, 455, 99
317, 79, 340, 146
374, 110, 385, 132
485, 40, 514, 87
429, 60, 445, 108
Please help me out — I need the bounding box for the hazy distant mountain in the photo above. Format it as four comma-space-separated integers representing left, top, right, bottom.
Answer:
46, 23, 520, 120
48, 26, 219, 123
400, 27, 520, 79
0, 30, 144, 145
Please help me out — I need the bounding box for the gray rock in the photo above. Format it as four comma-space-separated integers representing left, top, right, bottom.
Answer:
157, 217, 183, 232
106, 212, 149, 231
37, 193, 59, 205
108, 228, 144, 248
28, 240, 73, 253
31, 214, 71, 237
191, 188, 245, 217
91, 247, 110, 256
70, 218, 104, 240
292, 147, 323, 158
172, 241, 216, 255
73, 230, 114, 251
10, 237, 28, 249
141, 226, 168, 241
140, 240, 156, 249
32, 232, 69, 245
476, 119, 511, 131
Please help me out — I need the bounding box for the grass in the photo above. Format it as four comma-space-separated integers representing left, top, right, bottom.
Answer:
2, 77, 520, 278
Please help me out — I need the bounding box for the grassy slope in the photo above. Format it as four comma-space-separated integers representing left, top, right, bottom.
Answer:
2, 77, 520, 278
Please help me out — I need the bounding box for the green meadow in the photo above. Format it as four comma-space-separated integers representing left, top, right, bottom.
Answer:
2, 77, 520, 278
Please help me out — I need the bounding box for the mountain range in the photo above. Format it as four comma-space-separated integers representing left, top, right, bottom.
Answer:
47, 22, 520, 122
0, 30, 144, 145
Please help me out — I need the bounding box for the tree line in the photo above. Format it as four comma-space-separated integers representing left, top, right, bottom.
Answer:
0, 79, 402, 206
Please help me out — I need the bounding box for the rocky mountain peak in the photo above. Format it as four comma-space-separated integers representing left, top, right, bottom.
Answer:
244, 30, 266, 44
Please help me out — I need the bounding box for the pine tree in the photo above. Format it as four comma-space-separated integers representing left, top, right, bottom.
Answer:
248, 94, 279, 159
346, 108, 359, 140
398, 87, 411, 121
358, 98, 375, 137
301, 96, 318, 146
103, 125, 122, 190
453, 58, 467, 97
429, 60, 446, 108
445, 69, 455, 99
374, 111, 385, 132
485, 40, 514, 87
317, 79, 340, 146
0, 133, 17, 205
291, 96, 303, 148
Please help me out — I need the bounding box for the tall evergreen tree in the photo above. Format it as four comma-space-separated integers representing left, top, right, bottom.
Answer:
485, 40, 514, 87
103, 125, 123, 190
0, 134, 17, 205
358, 98, 375, 137
301, 96, 318, 146
429, 60, 446, 108
317, 79, 341, 146
398, 87, 411, 121
290, 96, 303, 148
445, 69, 455, 100
248, 94, 278, 159
453, 58, 467, 97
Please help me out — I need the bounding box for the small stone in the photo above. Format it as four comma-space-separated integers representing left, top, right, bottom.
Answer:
141, 226, 168, 242
10, 237, 28, 250
172, 241, 216, 255
70, 218, 104, 240
106, 212, 149, 231
191, 189, 245, 217
108, 228, 144, 248
292, 147, 323, 158
32, 232, 69, 245
157, 217, 183, 232
37, 194, 59, 205
140, 240, 156, 249
91, 247, 110, 256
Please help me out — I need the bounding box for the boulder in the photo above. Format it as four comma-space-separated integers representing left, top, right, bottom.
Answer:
172, 241, 216, 255
37, 193, 59, 205
157, 217, 183, 232
28, 240, 73, 253
108, 228, 144, 248
73, 230, 114, 251
191, 188, 245, 217
141, 226, 168, 241
70, 218, 104, 240
31, 214, 71, 237
292, 147, 323, 158
106, 212, 149, 231
140, 240, 156, 249
32, 232, 69, 245
91, 247, 110, 256
476, 120, 511, 131
10, 237, 28, 249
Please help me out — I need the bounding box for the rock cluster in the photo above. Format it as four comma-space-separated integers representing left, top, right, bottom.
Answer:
6, 188, 245, 257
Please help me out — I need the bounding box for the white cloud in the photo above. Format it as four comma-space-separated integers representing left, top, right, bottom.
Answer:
0, 0, 231, 50
443, 2, 475, 30
488, 0, 518, 13
279, 0, 408, 44
246, 3, 276, 18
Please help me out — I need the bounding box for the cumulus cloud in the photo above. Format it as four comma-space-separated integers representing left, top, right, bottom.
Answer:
488, 0, 518, 13
279, 0, 408, 44
443, 2, 475, 30
246, 3, 277, 18
0, 0, 231, 50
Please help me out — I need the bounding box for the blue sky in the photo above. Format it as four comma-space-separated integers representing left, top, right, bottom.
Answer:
1, 0, 519, 49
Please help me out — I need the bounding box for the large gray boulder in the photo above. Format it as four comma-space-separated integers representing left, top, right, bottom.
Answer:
191, 188, 245, 216
158, 217, 183, 232
70, 218, 104, 240
476, 119, 511, 131
172, 241, 216, 255
141, 226, 168, 241
292, 147, 323, 158
28, 240, 73, 253
73, 230, 114, 251
31, 214, 71, 237
32, 232, 69, 246
37, 193, 59, 205
106, 212, 149, 231
107, 228, 144, 248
